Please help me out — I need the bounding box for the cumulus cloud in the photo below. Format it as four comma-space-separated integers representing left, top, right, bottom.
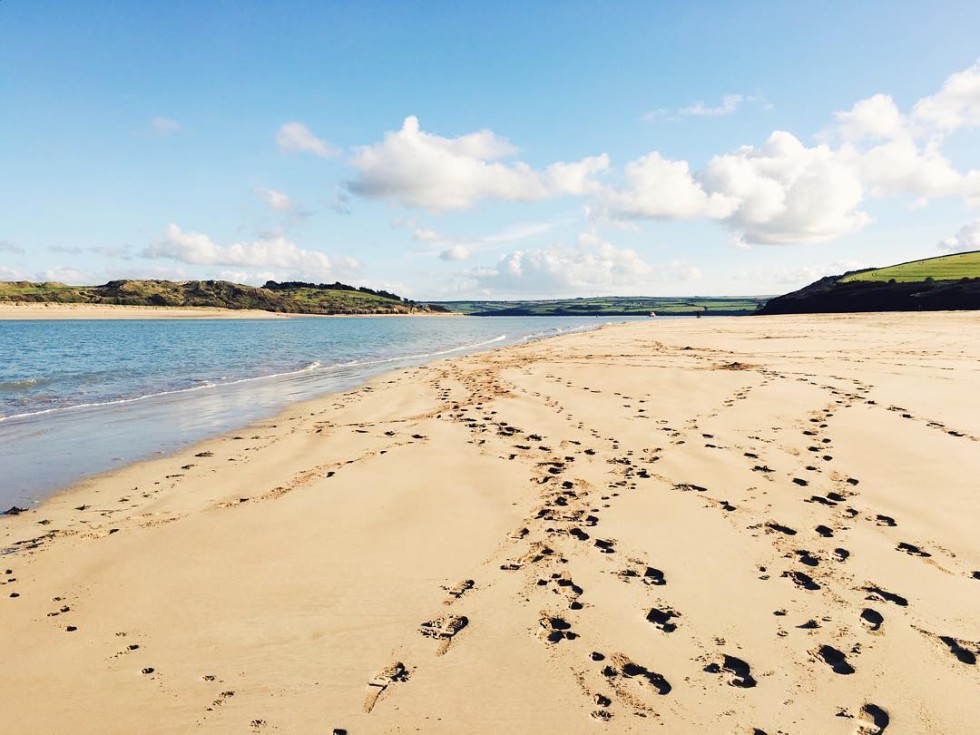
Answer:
833, 94, 908, 142
467, 233, 699, 296
0, 241, 25, 254
938, 219, 980, 252
854, 138, 962, 198
599, 152, 735, 220
439, 245, 472, 261
276, 122, 337, 157
257, 188, 294, 212
608, 63, 980, 245
346, 116, 608, 210
913, 61, 980, 132
151, 117, 182, 137
703, 132, 872, 244
600, 133, 871, 244
144, 224, 356, 279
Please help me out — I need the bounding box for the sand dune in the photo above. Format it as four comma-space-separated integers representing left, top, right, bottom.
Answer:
1, 312, 978, 733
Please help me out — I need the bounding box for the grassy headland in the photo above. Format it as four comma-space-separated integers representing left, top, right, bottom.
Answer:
0, 279, 449, 316
759, 250, 980, 314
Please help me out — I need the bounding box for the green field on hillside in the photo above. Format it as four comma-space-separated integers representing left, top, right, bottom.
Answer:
840, 251, 980, 283
435, 296, 767, 316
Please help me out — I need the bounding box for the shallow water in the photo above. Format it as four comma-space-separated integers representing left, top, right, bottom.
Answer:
0, 315, 645, 506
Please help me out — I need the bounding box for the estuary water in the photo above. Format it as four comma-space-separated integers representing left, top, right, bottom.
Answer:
0, 315, 644, 506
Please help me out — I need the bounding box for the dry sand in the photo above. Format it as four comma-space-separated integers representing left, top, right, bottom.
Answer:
0, 303, 289, 320
1, 312, 978, 734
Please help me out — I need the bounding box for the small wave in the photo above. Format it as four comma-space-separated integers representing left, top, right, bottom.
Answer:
0, 339, 506, 423
0, 378, 43, 390
0, 359, 329, 423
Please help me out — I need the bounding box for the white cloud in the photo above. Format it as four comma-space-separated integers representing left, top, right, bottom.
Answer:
347, 116, 608, 211
40, 266, 90, 284
854, 138, 962, 198
612, 64, 980, 246
466, 233, 699, 297
276, 122, 337, 158
833, 94, 908, 142
0, 241, 25, 254
0, 265, 29, 280
600, 133, 871, 244
439, 245, 472, 262
144, 224, 356, 279
703, 132, 872, 244
913, 61, 980, 132
410, 226, 441, 243
151, 117, 182, 137
257, 188, 294, 212
938, 219, 980, 252
599, 152, 736, 220
680, 94, 744, 117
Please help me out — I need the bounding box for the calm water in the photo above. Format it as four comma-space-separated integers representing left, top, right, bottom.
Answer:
0, 316, 644, 506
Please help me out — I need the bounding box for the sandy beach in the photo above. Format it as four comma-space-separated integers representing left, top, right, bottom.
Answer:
0, 303, 461, 320
1, 312, 978, 734
0, 303, 291, 320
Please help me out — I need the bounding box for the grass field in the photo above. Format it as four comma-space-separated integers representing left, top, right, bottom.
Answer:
841, 251, 980, 283
435, 296, 767, 316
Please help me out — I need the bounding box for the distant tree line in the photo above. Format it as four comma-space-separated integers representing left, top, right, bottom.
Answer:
262, 280, 406, 302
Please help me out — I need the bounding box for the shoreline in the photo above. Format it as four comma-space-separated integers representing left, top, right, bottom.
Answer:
1, 312, 978, 733
0, 302, 462, 320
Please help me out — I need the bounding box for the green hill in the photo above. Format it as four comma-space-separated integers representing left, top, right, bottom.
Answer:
0, 279, 449, 315
758, 250, 980, 315
840, 251, 980, 283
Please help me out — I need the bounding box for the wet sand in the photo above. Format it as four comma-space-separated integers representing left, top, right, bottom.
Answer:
1, 312, 978, 733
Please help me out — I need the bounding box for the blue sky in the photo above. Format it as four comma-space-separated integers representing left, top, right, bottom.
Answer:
2, 1, 980, 298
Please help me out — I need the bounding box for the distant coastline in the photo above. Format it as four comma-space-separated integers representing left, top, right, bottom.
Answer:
0, 302, 460, 320
0, 278, 449, 317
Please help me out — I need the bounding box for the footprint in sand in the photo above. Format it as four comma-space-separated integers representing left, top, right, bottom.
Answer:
601, 653, 671, 697
442, 579, 475, 603
782, 570, 821, 591
363, 662, 410, 713
703, 654, 757, 688
860, 608, 884, 632
538, 615, 578, 644
856, 703, 890, 734
936, 635, 978, 665
646, 606, 681, 633
813, 645, 855, 675
896, 542, 931, 558
419, 615, 469, 655
862, 585, 908, 607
